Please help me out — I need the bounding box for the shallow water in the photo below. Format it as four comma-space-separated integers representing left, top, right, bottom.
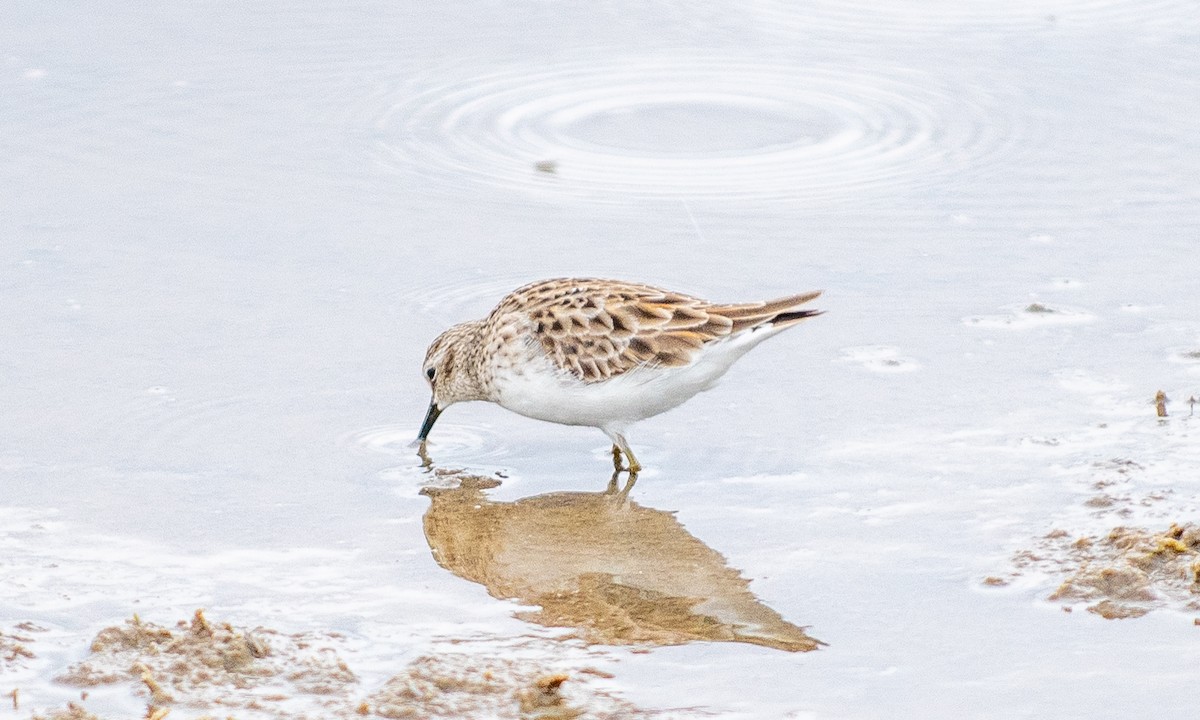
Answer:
3, 1, 1200, 718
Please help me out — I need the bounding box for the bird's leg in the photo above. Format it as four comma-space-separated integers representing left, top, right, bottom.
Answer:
611, 433, 641, 475
625, 449, 642, 475
610, 444, 624, 472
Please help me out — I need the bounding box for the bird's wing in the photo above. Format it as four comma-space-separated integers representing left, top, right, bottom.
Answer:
494, 279, 820, 383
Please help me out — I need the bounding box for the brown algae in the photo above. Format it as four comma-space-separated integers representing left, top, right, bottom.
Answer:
1, 623, 44, 670
57, 610, 356, 716
1036, 523, 1200, 618
48, 612, 684, 719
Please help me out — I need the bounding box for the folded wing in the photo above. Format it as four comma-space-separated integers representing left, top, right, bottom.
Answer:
496, 279, 822, 383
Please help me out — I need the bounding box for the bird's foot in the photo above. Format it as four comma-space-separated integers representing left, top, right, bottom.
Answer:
609, 443, 641, 475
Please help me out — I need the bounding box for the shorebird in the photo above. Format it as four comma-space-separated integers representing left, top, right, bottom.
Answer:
417, 278, 822, 473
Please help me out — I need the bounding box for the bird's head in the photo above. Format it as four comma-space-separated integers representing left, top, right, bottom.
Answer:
417, 320, 486, 442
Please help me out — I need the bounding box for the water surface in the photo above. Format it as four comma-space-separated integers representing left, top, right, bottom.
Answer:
2, 1, 1199, 718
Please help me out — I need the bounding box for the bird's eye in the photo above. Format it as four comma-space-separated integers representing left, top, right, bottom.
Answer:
425, 367, 436, 380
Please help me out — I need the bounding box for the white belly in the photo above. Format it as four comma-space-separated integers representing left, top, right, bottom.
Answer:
490, 334, 765, 432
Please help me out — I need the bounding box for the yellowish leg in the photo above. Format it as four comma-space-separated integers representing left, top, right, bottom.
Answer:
624, 446, 642, 475
609, 434, 641, 475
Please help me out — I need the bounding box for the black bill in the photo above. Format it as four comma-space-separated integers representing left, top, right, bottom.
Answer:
416, 399, 443, 442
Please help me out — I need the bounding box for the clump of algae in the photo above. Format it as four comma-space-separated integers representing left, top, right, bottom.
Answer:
366, 656, 645, 720
1, 622, 43, 670
45, 611, 682, 719
1041, 523, 1200, 619
56, 610, 356, 718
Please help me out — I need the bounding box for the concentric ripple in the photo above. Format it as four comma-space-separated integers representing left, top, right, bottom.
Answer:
373, 58, 1012, 202
752, 0, 1196, 35
344, 423, 508, 462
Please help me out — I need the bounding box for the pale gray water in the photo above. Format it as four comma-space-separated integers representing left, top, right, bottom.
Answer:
2, 1, 1199, 718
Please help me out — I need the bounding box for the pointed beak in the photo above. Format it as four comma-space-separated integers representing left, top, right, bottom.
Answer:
416, 398, 443, 442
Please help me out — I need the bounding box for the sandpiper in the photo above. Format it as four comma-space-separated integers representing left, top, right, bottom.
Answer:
417, 278, 822, 473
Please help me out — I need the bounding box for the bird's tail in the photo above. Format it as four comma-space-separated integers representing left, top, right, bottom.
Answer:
713, 290, 823, 333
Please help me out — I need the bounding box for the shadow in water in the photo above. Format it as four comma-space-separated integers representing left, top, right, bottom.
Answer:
420, 472, 823, 652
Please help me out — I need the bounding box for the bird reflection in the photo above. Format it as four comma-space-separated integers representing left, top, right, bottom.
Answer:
420, 472, 822, 652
